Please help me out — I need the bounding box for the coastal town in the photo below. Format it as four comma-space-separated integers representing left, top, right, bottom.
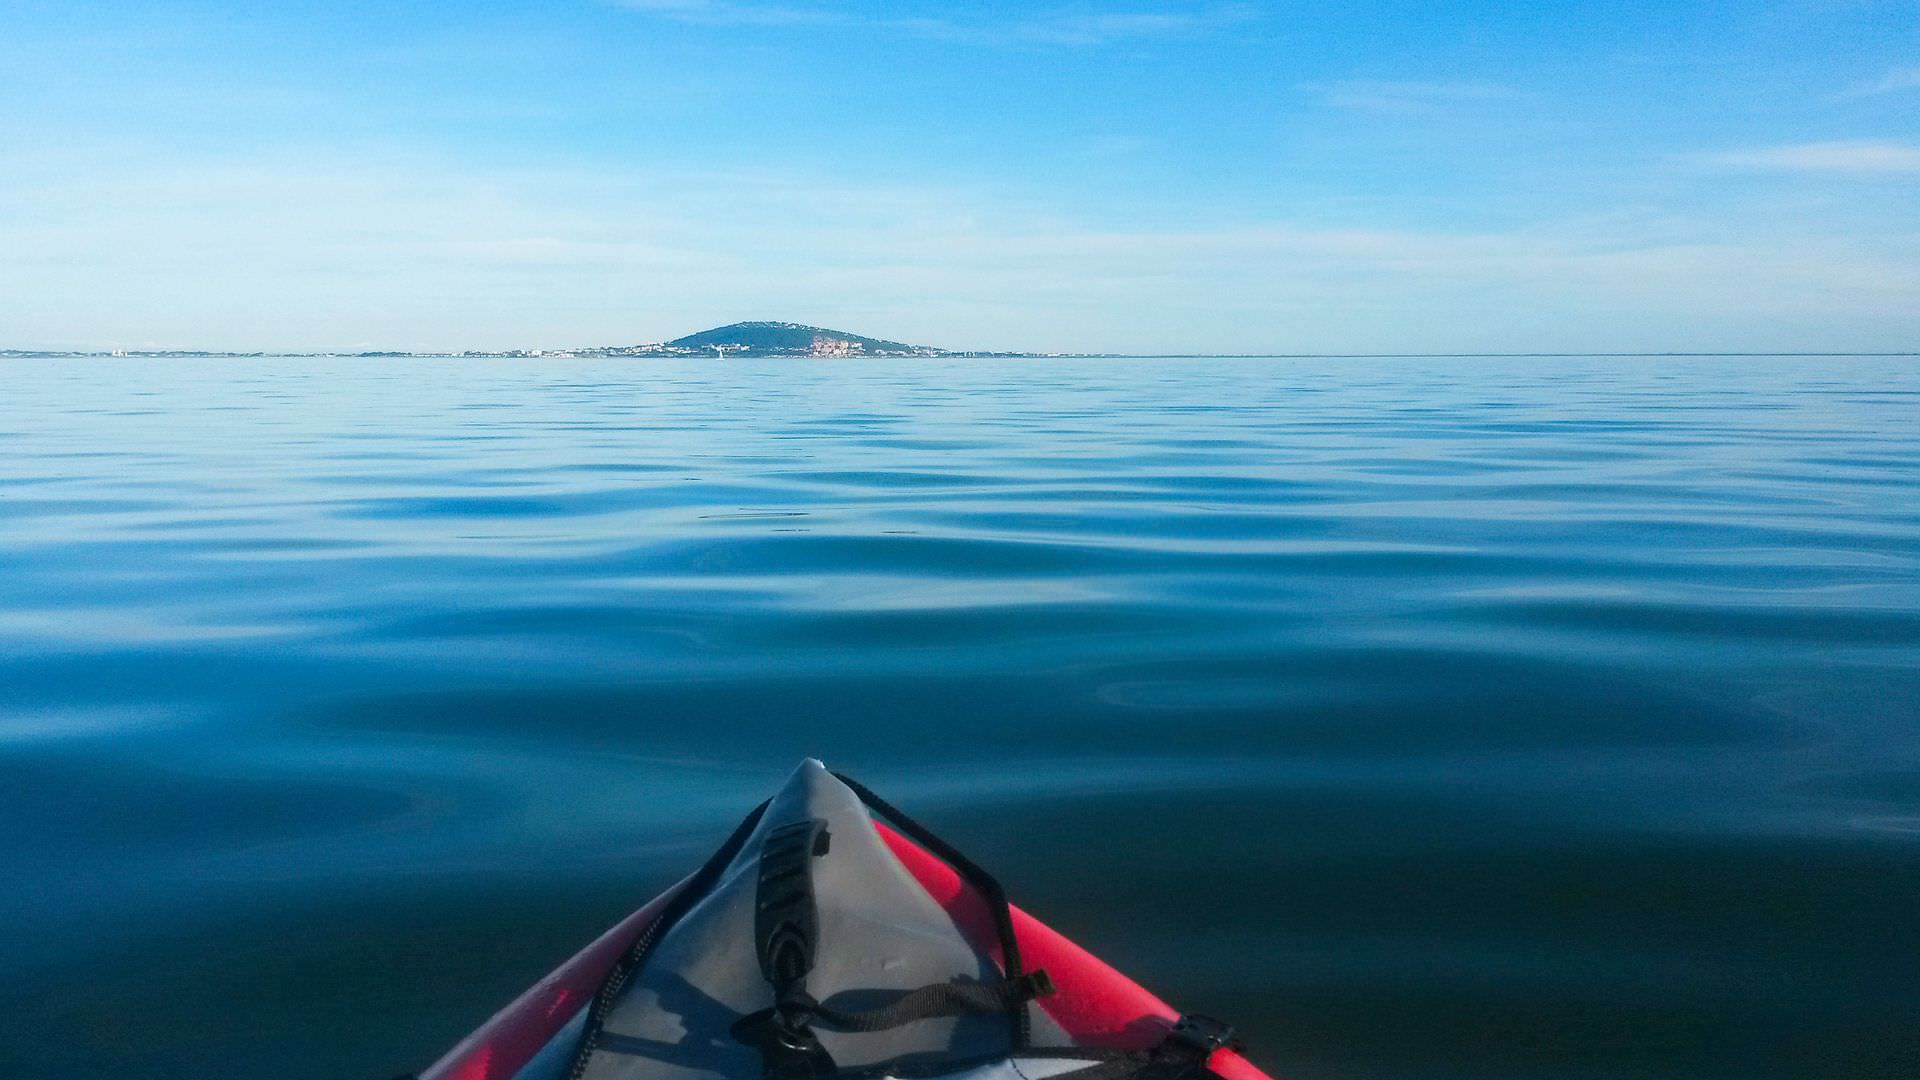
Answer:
3, 321, 1055, 359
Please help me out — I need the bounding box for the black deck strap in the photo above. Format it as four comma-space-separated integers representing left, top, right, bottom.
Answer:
1043, 1015, 1243, 1080
829, 771, 1033, 1049
565, 799, 772, 1080
737, 817, 839, 1079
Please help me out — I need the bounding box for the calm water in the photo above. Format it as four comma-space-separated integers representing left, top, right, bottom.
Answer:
3, 356, 1918, 1079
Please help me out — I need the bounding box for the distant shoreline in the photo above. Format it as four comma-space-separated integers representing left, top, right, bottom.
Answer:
5, 350, 1917, 359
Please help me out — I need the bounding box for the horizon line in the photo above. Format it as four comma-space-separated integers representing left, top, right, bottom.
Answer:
5, 349, 1918, 359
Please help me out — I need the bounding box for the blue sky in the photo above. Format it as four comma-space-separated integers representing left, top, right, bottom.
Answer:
3, 0, 1917, 352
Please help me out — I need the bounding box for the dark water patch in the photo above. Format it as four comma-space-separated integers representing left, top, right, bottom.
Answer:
930, 788, 1920, 1078
1811, 766, 1920, 805
1087, 651, 1783, 753
0, 879, 690, 1080
0, 752, 416, 861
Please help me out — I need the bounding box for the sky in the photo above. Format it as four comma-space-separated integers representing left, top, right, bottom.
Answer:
2, 0, 1917, 353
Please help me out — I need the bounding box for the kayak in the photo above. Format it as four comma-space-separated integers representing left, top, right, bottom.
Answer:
416, 761, 1269, 1080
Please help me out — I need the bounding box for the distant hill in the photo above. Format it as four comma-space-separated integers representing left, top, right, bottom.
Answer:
671, 321, 928, 354
593, 321, 942, 358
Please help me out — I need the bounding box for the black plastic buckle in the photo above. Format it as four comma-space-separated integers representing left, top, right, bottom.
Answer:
730, 1006, 838, 1080
1014, 969, 1057, 1000
1166, 1014, 1242, 1056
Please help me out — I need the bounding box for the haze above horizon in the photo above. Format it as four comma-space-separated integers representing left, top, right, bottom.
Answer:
4, 1, 1917, 354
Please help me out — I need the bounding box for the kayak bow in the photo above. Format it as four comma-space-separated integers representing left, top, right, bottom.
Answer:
419, 761, 1269, 1080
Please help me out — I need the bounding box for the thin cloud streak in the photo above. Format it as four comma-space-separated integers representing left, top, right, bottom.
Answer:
1703, 141, 1920, 174
1835, 67, 1920, 100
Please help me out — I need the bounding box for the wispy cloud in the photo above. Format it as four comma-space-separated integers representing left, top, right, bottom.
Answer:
1307, 79, 1518, 114
1703, 140, 1920, 174
610, 1, 1258, 46
1835, 67, 1920, 100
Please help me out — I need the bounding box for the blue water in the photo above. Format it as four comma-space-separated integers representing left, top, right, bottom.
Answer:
2, 355, 1917, 1079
